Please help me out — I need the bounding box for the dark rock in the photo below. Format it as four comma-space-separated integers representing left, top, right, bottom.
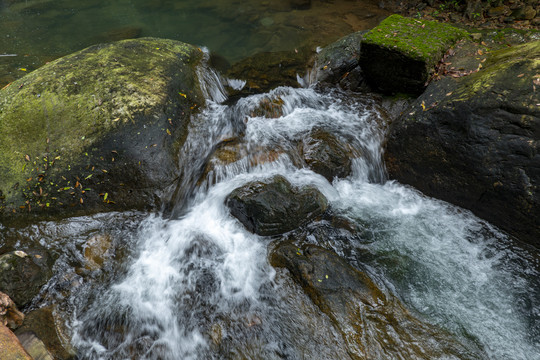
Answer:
300, 128, 353, 181
359, 15, 467, 95
270, 243, 485, 359
0, 323, 33, 360
226, 175, 328, 236
511, 5, 537, 20
0, 250, 52, 307
465, 0, 484, 21
15, 306, 75, 360
0, 38, 205, 222
0, 292, 24, 329
487, 6, 508, 17
311, 31, 369, 91
385, 40, 540, 248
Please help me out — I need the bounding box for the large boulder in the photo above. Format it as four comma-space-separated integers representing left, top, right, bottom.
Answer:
226, 175, 328, 236
0, 38, 205, 222
385, 40, 540, 247
360, 14, 467, 95
270, 243, 485, 359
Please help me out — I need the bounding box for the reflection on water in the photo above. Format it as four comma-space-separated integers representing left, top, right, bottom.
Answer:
0, 0, 389, 86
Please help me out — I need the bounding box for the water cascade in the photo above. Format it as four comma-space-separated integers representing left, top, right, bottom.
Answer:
2, 65, 539, 360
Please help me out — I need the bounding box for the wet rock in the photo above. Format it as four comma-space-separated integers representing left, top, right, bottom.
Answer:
487, 6, 508, 17
0, 292, 24, 329
226, 48, 313, 95
270, 243, 485, 359
360, 14, 467, 95
0, 250, 52, 307
17, 332, 54, 360
226, 175, 328, 236
311, 31, 369, 91
83, 233, 112, 271
15, 306, 74, 360
465, 0, 485, 21
0, 38, 205, 223
385, 40, 540, 248
0, 323, 33, 360
300, 129, 353, 182
511, 5, 537, 20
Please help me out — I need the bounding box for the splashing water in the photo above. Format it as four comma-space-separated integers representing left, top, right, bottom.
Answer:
4, 66, 538, 359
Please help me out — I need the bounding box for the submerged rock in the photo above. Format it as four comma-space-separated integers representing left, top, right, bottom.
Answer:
385, 40, 540, 247
360, 14, 467, 94
0, 250, 52, 307
0, 38, 205, 222
226, 175, 328, 236
226, 48, 313, 95
270, 243, 485, 359
300, 128, 353, 182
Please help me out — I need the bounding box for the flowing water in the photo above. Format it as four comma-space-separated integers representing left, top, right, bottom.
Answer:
1, 63, 539, 359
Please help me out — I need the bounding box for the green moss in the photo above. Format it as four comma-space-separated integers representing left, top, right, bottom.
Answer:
0, 37, 204, 213
363, 14, 468, 64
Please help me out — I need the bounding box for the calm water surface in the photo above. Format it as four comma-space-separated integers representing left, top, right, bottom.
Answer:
0, 0, 388, 85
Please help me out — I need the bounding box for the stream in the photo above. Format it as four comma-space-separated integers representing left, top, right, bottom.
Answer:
1, 69, 539, 359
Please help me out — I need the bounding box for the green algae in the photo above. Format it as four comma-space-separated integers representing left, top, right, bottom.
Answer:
0, 37, 204, 217
362, 14, 467, 64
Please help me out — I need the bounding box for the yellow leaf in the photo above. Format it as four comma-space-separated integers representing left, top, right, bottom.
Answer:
104, 193, 108, 201
19, 68, 27, 71
421, 100, 426, 111
166, 129, 171, 135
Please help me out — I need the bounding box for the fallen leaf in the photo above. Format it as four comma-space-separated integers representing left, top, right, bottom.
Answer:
25, 154, 30, 161
517, 74, 524, 78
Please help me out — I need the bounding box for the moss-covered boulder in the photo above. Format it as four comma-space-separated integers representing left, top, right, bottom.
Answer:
360, 14, 467, 95
385, 40, 540, 247
0, 38, 205, 222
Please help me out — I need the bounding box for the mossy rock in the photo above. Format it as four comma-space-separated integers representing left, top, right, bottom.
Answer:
0, 38, 205, 223
385, 40, 540, 247
360, 14, 467, 94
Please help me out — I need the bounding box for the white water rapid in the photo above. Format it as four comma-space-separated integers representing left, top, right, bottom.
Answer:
7, 68, 539, 360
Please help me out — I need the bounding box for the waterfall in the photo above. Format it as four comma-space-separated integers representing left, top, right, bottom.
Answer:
6, 65, 538, 360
